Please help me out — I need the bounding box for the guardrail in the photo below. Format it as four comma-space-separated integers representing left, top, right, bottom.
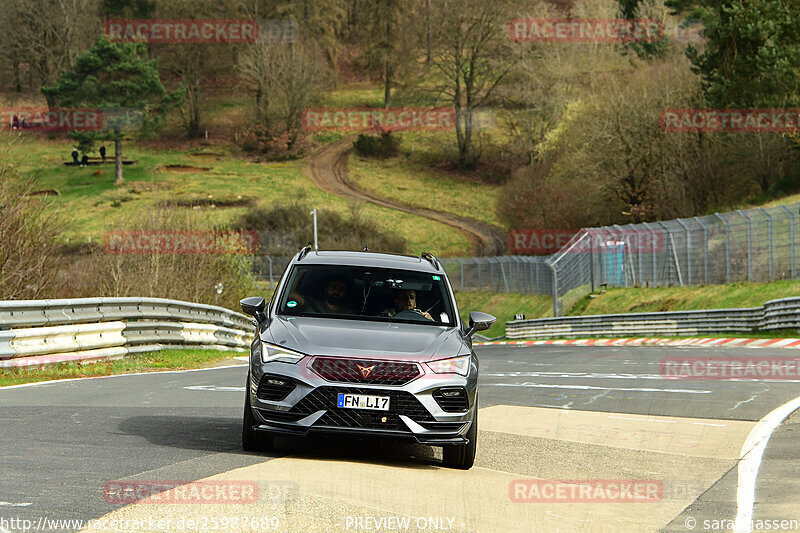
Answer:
505, 297, 800, 339
0, 297, 253, 367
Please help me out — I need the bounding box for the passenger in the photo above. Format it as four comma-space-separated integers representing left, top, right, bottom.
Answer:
290, 277, 354, 315
380, 289, 433, 321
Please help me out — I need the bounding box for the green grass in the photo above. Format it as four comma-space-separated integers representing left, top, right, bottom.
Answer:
454, 291, 552, 338
568, 279, 800, 316
6, 134, 469, 256
0, 348, 238, 387
349, 153, 504, 228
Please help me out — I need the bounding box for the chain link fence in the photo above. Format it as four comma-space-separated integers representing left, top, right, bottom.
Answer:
252, 255, 554, 294
549, 202, 800, 316
249, 202, 800, 318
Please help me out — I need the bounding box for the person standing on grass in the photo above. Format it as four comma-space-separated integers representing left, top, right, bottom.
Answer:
80, 154, 89, 167
72, 149, 80, 165
99, 145, 106, 162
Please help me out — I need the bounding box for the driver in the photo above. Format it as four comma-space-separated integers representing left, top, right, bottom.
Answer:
290, 276, 355, 315
380, 289, 433, 321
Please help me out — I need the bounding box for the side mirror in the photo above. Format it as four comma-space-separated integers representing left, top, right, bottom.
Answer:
240, 296, 267, 323
466, 311, 496, 337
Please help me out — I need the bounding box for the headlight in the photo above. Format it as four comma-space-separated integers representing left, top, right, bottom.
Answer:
426, 355, 471, 376
261, 342, 305, 364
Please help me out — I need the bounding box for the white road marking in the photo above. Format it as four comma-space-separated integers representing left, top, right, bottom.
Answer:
486, 371, 667, 380
734, 394, 800, 533
730, 387, 770, 411
607, 415, 677, 424
487, 382, 711, 394
486, 371, 800, 383
0, 364, 248, 391
545, 511, 589, 524
184, 385, 245, 392
0, 501, 32, 507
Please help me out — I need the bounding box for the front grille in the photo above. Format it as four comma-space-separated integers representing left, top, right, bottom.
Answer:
309, 357, 421, 386
257, 374, 296, 401
291, 386, 434, 431
433, 387, 470, 412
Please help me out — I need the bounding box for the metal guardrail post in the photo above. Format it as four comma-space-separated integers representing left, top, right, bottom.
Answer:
714, 213, 731, 283
589, 231, 595, 292
643, 222, 657, 286
780, 205, 796, 278
758, 208, 774, 281
657, 221, 682, 286
458, 258, 465, 290
737, 210, 753, 281
267, 256, 274, 287
499, 258, 510, 292
694, 217, 709, 285
677, 218, 691, 285
548, 261, 558, 317
477, 259, 482, 290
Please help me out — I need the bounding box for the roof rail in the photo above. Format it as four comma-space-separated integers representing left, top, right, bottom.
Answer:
297, 245, 312, 261
420, 252, 440, 270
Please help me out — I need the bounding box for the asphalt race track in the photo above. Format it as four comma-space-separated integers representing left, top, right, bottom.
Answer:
1, 345, 799, 533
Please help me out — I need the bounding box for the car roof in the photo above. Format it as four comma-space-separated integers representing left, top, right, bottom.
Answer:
292, 250, 441, 273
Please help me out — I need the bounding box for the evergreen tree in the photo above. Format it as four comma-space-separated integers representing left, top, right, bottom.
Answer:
42, 37, 184, 184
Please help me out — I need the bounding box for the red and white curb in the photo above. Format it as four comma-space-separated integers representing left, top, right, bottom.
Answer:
476, 337, 800, 349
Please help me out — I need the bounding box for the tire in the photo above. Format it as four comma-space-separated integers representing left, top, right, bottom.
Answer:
242, 373, 274, 453
442, 406, 477, 470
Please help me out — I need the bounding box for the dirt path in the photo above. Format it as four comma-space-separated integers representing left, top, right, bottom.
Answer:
304, 137, 508, 256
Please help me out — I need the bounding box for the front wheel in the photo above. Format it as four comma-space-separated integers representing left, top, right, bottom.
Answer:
242, 373, 273, 452
442, 406, 477, 470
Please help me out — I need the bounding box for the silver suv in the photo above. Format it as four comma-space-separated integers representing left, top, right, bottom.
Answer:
239, 248, 495, 469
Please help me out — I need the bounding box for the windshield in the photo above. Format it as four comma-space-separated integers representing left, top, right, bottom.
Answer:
277, 265, 455, 326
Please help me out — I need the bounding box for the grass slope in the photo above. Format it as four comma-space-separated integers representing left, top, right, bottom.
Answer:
0, 348, 237, 387
569, 280, 800, 316
8, 136, 469, 255
349, 153, 504, 228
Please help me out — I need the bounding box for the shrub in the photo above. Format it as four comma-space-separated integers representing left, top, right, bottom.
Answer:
232, 199, 407, 256
54, 209, 258, 310
0, 153, 63, 299
353, 133, 400, 158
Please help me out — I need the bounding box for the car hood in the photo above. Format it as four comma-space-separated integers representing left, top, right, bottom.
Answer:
262, 316, 467, 362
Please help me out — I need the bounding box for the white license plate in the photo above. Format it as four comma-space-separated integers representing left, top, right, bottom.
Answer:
336, 393, 390, 411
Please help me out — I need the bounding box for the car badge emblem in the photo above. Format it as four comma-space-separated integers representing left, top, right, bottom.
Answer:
358, 364, 376, 378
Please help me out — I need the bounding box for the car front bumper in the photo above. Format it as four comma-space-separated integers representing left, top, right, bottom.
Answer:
248, 356, 478, 446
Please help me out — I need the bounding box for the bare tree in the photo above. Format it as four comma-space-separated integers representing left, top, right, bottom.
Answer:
238, 38, 327, 148
3, 0, 101, 93
428, 0, 515, 168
